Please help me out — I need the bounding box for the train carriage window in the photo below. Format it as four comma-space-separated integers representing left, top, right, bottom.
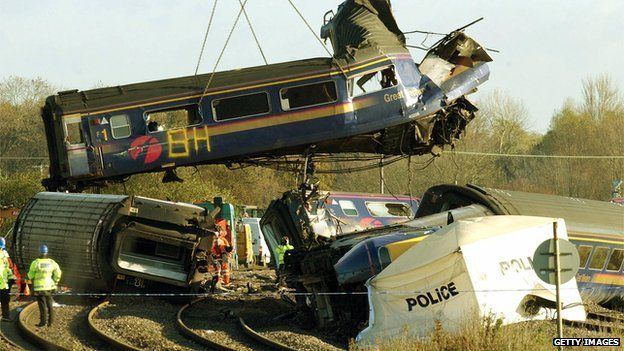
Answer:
606, 249, 624, 271
577, 245, 593, 268
338, 200, 358, 217
365, 202, 411, 217
110, 114, 131, 139
212, 92, 270, 121
588, 247, 610, 270
349, 66, 397, 98
280, 81, 337, 110
146, 105, 201, 132
65, 122, 84, 145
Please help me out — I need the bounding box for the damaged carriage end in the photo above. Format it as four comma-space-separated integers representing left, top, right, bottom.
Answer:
11, 192, 214, 293
321, 0, 492, 154
413, 32, 492, 151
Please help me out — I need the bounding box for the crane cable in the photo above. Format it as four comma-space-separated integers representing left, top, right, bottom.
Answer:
285, 0, 348, 77
238, 0, 269, 65
194, 0, 219, 75
197, 0, 249, 118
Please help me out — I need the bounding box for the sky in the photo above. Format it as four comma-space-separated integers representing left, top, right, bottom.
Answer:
1, 0, 622, 132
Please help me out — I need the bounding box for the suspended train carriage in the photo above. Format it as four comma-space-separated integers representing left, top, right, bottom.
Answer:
40, 0, 492, 192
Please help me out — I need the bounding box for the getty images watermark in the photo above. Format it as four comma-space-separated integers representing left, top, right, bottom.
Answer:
553, 338, 620, 347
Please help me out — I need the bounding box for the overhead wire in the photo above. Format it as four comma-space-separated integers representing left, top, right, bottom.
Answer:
444, 151, 624, 159
228, 154, 411, 174
285, 0, 348, 77
194, 0, 219, 75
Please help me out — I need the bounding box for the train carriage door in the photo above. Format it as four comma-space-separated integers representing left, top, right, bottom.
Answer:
63, 115, 89, 176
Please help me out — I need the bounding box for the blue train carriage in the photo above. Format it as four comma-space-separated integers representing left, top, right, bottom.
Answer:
324, 191, 420, 230
41, 0, 492, 191
415, 184, 624, 306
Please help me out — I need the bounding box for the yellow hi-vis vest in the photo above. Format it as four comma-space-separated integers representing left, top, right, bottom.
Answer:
27, 258, 62, 292
275, 244, 294, 265
0, 250, 14, 290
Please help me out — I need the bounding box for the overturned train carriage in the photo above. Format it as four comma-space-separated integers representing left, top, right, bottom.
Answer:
11, 192, 207, 291
261, 185, 624, 328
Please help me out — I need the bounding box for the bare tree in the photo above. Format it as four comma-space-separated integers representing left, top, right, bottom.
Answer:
581, 74, 622, 120
0, 76, 56, 173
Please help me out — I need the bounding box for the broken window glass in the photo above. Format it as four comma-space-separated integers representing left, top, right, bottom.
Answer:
65, 121, 84, 145
349, 66, 397, 97
365, 202, 411, 217
147, 105, 201, 132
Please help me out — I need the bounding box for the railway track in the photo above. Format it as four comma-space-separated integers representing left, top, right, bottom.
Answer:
18, 301, 71, 351
564, 313, 624, 335
175, 300, 239, 351
586, 311, 624, 324
176, 297, 271, 351
8, 295, 623, 351
1, 302, 45, 351
0, 320, 22, 351
89, 297, 202, 351
237, 313, 347, 351
88, 301, 142, 351
176, 297, 347, 351
238, 316, 298, 351
17, 297, 115, 351
177, 297, 314, 351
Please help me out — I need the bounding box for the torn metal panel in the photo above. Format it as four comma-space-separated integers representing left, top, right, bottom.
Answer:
321, 0, 407, 62
419, 32, 492, 101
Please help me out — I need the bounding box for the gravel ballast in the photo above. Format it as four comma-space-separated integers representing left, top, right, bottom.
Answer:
26, 303, 113, 351
92, 297, 201, 351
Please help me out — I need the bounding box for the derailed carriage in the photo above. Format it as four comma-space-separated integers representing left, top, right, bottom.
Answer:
260, 185, 624, 330
10, 192, 212, 292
